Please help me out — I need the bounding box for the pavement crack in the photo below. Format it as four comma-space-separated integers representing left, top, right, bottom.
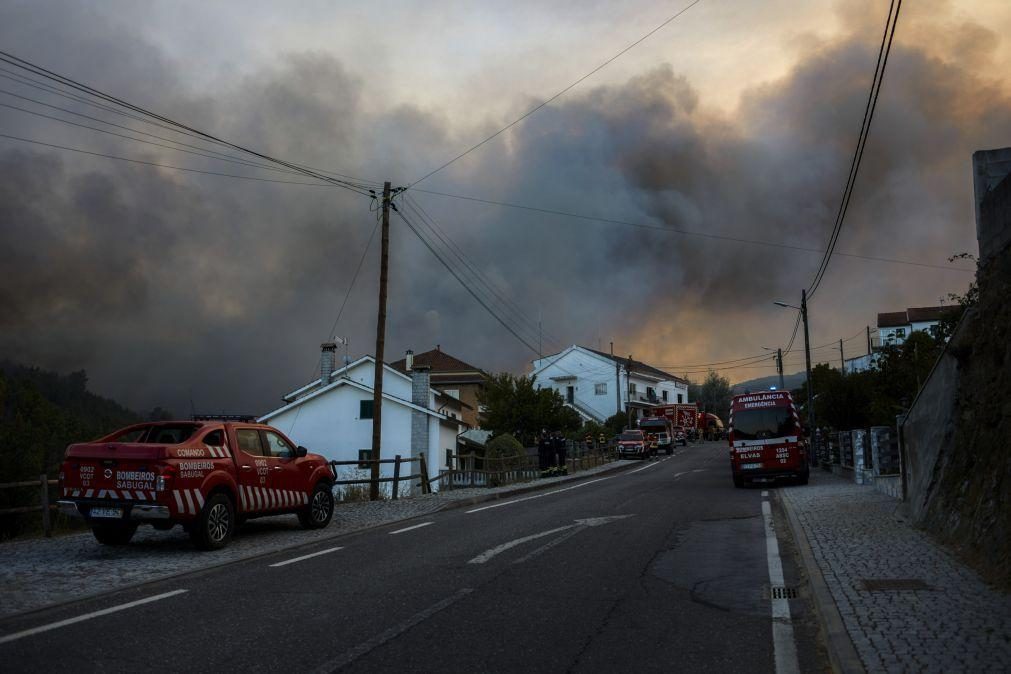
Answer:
565, 596, 622, 673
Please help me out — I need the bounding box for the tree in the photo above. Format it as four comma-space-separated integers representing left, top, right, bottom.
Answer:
477, 373, 581, 446
689, 370, 733, 422
604, 412, 627, 436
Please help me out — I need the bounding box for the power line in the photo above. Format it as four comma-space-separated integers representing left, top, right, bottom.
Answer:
0, 132, 355, 190
401, 194, 564, 351
408, 0, 705, 188
807, 0, 902, 299
0, 50, 376, 195
410, 188, 973, 273
394, 206, 542, 355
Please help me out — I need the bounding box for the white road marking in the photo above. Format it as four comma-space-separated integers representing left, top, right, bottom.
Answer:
511, 527, 584, 565
468, 516, 634, 564
389, 521, 434, 535
0, 590, 188, 645
468, 525, 575, 564
269, 546, 344, 568
465, 476, 614, 514
762, 490, 769, 497
762, 500, 800, 674
626, 457, 670, 474
312, 589, 473, 674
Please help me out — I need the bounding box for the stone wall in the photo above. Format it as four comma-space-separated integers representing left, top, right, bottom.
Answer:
902, 169, 1010, 589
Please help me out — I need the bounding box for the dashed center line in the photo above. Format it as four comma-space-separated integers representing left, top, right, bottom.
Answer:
389, 521, 434, 535
0, 590, 188, 645
269, 546, 343, 567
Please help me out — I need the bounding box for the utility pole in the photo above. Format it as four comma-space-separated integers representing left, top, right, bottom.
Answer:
777, 348, 785, 390
801, 289, 815, 436
612, 341, 620, 415
369, 181, 391, 501
839, 338, 845, 374
866, 325, 872, 356
626, 355, 634, 429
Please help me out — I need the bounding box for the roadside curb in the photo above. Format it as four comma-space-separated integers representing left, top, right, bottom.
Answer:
435, 458, 642, 512
0, 457, 647, 626
779, 488, 865, 674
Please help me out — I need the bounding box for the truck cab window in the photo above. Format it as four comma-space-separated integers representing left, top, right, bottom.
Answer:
263, 431, 294, 459
202, 430, 225, 446
236, 429, 264, 456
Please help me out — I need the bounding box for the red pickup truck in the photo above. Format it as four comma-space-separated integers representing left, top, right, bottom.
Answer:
57, 420, 335, 550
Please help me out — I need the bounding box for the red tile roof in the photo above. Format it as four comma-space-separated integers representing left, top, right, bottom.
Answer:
878, 306, 953, 328
877, 311, 909, 328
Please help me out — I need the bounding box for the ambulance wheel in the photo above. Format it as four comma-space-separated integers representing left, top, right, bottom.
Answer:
299, 482, 334, 530
91, 522, 138, 546
190, 493, 234, 551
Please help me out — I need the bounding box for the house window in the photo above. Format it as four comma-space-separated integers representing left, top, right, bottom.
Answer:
629, 383, 637, 395
894, 328, 906, 338
358, 449, 372, 469
443, 389, 460, 399
446, 449, 453, 467
677, 393, 683, 404
595, 383, 607, 395
646, 387, 656, 401
359, 399, 374, 419
662, 390, 668, 402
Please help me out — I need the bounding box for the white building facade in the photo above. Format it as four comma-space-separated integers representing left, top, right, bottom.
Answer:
258, 355, 458, 492
530, 345, 690, 423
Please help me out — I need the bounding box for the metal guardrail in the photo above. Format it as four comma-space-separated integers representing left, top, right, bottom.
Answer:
0, 475, 59, 537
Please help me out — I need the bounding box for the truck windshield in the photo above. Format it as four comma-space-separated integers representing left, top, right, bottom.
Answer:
732, 408, 795, 441
619, 432, 643, 441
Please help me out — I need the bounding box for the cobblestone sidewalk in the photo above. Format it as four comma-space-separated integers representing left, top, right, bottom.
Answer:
781, 472, 1011, 673
0, 457, 631, 619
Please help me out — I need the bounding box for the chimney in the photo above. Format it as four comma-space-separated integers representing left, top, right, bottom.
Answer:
405, 349, 414, 372
410, 363, 432, 467
320, 342, 337, 383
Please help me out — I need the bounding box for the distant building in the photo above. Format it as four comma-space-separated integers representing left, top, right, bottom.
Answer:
877, 306, 953, 346
530, 345, 689, 423
390, 346, 488, 429
258, 344, 465, 491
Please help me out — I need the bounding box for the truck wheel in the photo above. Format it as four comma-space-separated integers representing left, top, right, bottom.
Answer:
299, 483, 334, 530
733, 475, 745, 488
91, 522, 138, 546
190, 493, 234, 551
797, 472, 810, 486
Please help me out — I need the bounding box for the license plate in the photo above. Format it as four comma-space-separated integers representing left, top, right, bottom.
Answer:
90, 506, 123, 519
740, 462, 763, 470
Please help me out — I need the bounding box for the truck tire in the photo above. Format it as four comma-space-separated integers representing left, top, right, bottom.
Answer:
92, 522, 138, 546
299, 482, 334, 530
733, 475, 745, 489
190, 492, 235, 551
797, 472, 810, 486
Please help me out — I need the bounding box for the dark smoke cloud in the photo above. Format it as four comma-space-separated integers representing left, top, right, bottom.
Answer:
0, 1, 1007, 414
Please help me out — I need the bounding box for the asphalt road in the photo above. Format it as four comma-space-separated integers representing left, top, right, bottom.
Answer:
0, 442, 827, 673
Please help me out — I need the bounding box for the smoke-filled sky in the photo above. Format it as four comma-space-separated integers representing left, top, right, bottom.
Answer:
1, 0, 1007, 415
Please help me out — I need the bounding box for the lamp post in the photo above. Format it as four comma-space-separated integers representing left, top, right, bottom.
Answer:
774, 291, 815, 440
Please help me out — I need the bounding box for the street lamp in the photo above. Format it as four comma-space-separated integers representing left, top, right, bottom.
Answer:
762, 346, 785, 390
773, 290, 815, 444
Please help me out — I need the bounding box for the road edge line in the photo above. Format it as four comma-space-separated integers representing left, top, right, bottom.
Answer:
778, 489, 866, 674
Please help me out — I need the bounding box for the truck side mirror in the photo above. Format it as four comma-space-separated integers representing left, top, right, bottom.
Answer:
296, 446, 308, 457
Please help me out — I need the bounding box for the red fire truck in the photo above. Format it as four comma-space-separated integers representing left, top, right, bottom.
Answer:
58, 420, 335, 550
728, 391, 809, 487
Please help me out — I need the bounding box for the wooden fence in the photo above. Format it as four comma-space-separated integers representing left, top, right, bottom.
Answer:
328, 453, 431, 499
0, 475, 58, 537
436, 444, 616, 489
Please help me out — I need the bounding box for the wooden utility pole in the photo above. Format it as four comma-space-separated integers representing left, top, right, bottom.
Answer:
839, 338, 845, 374
866, 325, 872, 355
369, 181, 391, 501
777, 348, 785, 390
612, 341, 620, 415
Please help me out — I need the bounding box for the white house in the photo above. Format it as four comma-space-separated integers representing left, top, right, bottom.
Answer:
258, 345, 462, 493
877, 306, 952, 346
530, 345, 690, 423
